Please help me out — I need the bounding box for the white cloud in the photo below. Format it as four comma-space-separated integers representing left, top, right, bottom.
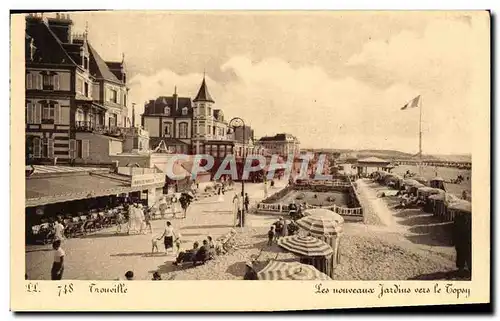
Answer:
128, 17, 479, 155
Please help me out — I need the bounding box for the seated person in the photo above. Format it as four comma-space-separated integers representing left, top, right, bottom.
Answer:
173, 241, 199, 266
288, 201, 298, 214
273, 218, 284, 240
243, 262, 258, 280
207, 236, 216, 259
193, 240, 211, 266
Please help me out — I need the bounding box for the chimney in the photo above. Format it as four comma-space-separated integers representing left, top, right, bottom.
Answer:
132, 103, 136, 128
47, 12, 73, 43
173, 86, 178, 111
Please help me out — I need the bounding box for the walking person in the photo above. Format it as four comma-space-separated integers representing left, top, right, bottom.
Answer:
127, 203, 135, 235
217, 186, 224, 202
267, 226, 275, 246
232, 193, 242, 227
244, 193, 250, 213
115, 210, 125, 234
142, 207, 153, 234
159, 221, 176, 255
51, 240, 65, 280
53, 219, 65, 242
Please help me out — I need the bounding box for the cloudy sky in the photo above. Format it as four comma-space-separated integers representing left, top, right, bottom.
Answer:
69, 11, 487, 154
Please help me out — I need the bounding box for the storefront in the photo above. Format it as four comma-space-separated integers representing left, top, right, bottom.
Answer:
25, 165, 165, 227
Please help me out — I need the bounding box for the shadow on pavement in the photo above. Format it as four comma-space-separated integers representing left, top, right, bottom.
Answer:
79, 232, 145, 239
225, 262, 246, 277
110, 252, 171, 258
181, 224, 235, 230
408, 269, 471, 281
25, 248, 52, 253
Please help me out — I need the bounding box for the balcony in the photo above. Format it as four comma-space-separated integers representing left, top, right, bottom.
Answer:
73, 121, 124, 138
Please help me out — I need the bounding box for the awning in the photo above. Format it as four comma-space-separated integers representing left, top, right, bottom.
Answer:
26, 172, 164, 207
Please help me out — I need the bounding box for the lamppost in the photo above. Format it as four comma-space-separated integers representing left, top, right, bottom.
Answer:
227, 117, 246, 228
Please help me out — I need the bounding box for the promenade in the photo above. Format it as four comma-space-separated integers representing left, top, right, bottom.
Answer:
25, 181, 286, 280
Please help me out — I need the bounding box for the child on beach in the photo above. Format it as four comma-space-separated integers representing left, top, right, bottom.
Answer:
175, 232, 182, 254
152, 234, 161, 253
268, 226, 275, 246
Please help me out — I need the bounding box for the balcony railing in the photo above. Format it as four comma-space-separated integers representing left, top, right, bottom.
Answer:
73, 121, 123, 138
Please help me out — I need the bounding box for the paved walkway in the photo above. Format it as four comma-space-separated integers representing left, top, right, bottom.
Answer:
355, 179, 455, 258
25, 181, 287, 280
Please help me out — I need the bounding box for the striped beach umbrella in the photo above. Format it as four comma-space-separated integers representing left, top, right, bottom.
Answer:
296, 215, 343, 236
256, 260, 332, 280
303, 208, 344, 224
277, 235, 333, 257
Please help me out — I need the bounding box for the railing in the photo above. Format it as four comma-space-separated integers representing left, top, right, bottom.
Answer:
74, 121, 124, 137
256, 202, 363, 217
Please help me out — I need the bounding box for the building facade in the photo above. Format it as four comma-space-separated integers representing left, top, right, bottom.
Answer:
25, 13, 130, 165
256, 133, 300, 158
142, 76, 264, 158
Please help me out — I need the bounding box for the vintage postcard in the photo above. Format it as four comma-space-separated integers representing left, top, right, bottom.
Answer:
10, 10, 490, 311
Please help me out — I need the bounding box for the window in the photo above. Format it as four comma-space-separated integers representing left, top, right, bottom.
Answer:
83, 57, 89, 70
42, 102, 55, 123
77, 78, 84, 94
164, 107, 170, 116
26, 73, 33, 89
193, 123, 198, 136
123, 94, 127, 107
212, 126, 216, 136
109, 89, 118, 103
182, 107, 188, 115
164, 123, 172, 137
76, 140, 83, 158
179, 122, 188, 138
108, 114, 117, 128
199, 105, 205, 116
76, 109, 84, 123
42, 74, 54, 90
32, 137, 42, 158
205, 145, 211, 155
84, 83, 89, 97
208, 106, 212, 116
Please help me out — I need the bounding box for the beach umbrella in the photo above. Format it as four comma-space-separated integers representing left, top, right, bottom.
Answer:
413, 176, 429, 185
296, 215, 343, 236
403, 179, 419, 186
303, 208, 345, 224
277, 235, 334, 257
256, 260, 332, 280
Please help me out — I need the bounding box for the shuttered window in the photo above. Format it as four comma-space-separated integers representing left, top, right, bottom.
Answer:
34, 103, 42, 124
81, 139, 90, 159
26, 102, 34, 124
54, 74, 60, 90
69, 139, 76, 159
33, 137, 42, 158
26, 73, 33, 89
54, 104, 61, 125
47, 138, 54, 158
37, 74, 43, 90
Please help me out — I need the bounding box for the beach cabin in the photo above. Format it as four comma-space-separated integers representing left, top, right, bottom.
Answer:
355, 157, 392, 176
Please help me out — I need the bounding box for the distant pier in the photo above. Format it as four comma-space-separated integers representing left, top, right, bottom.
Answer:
393, 160, 471, 170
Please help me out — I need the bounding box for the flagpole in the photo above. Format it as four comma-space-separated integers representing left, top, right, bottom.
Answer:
418, 96, 422, 175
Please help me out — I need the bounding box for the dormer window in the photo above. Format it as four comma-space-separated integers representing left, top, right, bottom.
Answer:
164, 107, 170, 116
182, 107, 188, 116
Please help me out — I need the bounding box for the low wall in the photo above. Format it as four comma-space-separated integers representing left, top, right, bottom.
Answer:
255, 180, 364, 221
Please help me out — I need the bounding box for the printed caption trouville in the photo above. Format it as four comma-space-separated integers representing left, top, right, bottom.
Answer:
315, 283, 471, 299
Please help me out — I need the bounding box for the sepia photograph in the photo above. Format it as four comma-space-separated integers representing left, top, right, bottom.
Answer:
10, 8, 491, 311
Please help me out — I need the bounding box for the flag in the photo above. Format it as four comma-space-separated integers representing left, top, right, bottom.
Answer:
401, 95, 421, 110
